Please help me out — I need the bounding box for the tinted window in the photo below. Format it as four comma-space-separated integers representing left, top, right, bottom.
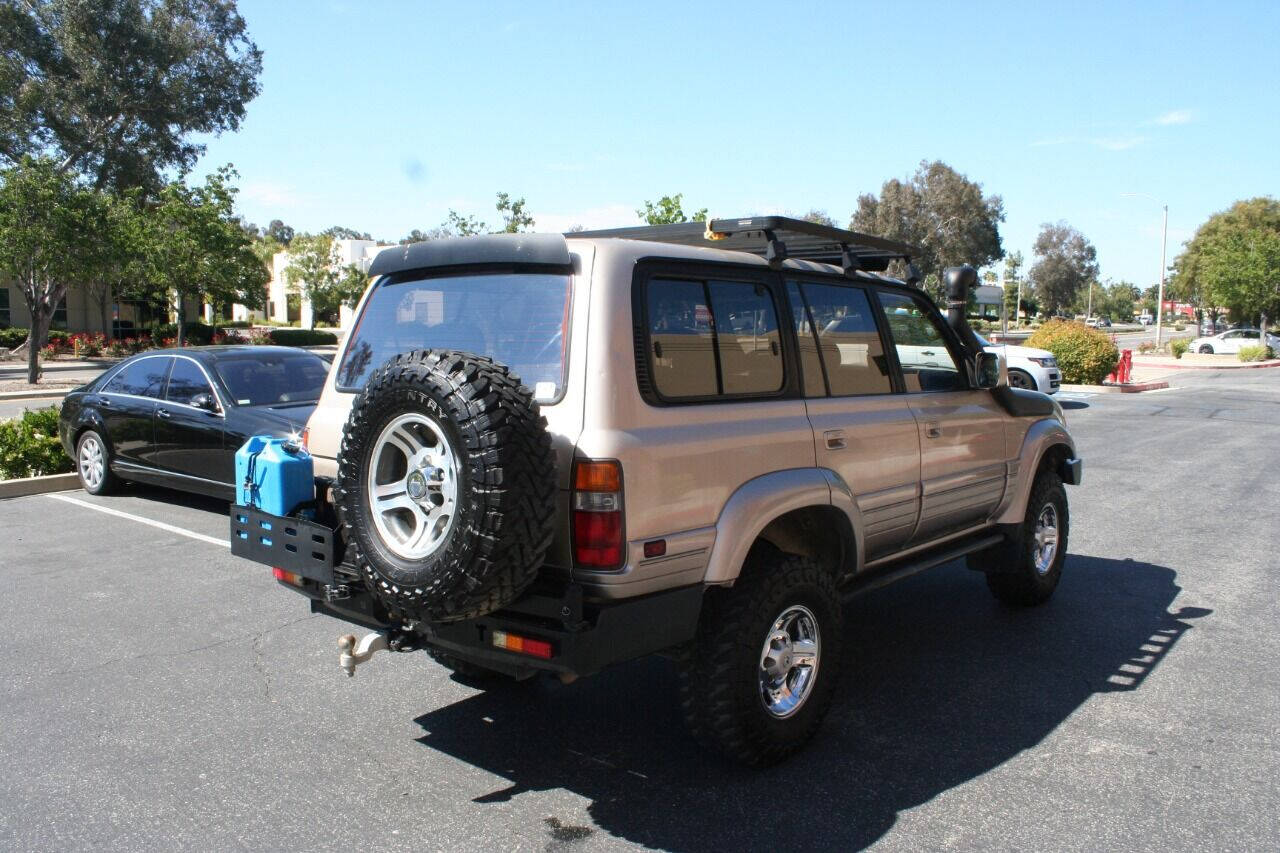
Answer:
786, 282, 828, 397
645, 277, 784, 400
794, 282, 892, 396
165, 358, 215, 406
337, 272, 571, 400
104, 357, 170, 398
215, 352, 329, 406
876, 292, 966, 393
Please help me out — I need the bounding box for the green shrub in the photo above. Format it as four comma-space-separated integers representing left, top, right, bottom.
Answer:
1238, 344, 1274, 362
150, 322, 215, 345
1170, 339, 1189, 359
1025, 320, 1119, 384
0, 406, 71, 480
268, 328, 338, 347
218, 320, 252, 329
0, 327, 29, 348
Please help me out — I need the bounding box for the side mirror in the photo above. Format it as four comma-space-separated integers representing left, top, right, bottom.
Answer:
975, 351, 1003, 389
191, 392, 220, 413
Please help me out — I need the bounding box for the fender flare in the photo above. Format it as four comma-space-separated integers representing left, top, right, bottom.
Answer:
994, 418, 1076, 525
702, 467, 864, 585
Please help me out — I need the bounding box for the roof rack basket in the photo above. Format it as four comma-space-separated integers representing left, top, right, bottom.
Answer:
572, 216, 923, 283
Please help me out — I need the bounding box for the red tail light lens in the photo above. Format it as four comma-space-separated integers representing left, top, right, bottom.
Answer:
572, 459, 623, 569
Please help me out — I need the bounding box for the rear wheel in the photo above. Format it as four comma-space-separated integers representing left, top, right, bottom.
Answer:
75, 430, 118, 495
678, 553, 843, 766
1008, 368, 1036, 390
1198, 344, 1213, 354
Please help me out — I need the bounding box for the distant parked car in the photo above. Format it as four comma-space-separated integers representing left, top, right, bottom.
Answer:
1187, 328, 1280, 355
1085, 316, 1111, 328
58, 346, 331, 499
976, 334, 1061, 394
1138, 315, 1153, 326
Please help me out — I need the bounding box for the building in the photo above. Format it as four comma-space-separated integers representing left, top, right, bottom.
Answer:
260, 239, 388, 329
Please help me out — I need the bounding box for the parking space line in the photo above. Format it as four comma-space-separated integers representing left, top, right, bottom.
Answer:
45, 493, 229, 548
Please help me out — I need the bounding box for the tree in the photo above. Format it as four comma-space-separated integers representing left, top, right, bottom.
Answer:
1099, 280, 1139, 321
435, 210, 486, 237
637, 193, 707, 225
0, 156, 94, 382
82, 187, 149, 337
495, 192, 534, 233
0, 0, 262, 191
802, 209, 836, 227
1003, 250, 1025, 320
145, 166, 267, 345
851, 160, 1004, 298
1030, 222, 1099, 315
322, 225, 372, 241
265, 219, 294, 246
1173, 198, 1280, 339
399, 229, 433, 244
284, 234, 365, 328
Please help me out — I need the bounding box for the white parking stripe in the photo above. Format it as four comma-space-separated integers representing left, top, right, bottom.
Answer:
45, 493, 229, 548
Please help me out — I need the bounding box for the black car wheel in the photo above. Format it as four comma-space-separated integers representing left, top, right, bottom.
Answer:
1008, 368, 1036, 390
75, 430, 119, 495
1199, 345, 1213, 354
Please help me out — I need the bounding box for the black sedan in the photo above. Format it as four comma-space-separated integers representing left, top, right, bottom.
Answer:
59, 346, 329, 500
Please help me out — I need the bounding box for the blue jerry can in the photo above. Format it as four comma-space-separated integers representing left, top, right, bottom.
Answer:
234, 435, 314, 517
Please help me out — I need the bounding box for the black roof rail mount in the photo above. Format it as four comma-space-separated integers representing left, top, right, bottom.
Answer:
571, 216, 921, 276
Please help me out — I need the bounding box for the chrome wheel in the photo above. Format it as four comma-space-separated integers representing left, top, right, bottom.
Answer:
367, 413, 459, 560
758, 604, 821, 718
1032, 503, 1059, 575
78, 434, 105, 491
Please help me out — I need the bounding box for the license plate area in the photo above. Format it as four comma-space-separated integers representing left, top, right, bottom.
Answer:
230, 506, 336, 584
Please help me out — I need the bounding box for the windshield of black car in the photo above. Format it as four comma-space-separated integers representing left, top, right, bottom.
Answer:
336, 272, 572, 400
214, 352, 330, 406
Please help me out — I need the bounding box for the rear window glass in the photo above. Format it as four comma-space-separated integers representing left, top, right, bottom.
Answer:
104, 357, 170, 398
337, 273, 571, 400
215, 352, 329, 406
645, 277, 783, 400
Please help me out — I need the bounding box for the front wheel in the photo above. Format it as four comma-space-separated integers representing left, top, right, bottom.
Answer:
1008, 368, 1036, 390
979, 471, 1069, 606
1199, 345, 1214, 354
75, 430, 118, 495
678, 554, 843, 766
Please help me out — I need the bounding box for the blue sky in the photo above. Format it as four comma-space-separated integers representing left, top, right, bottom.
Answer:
192, 0, 1280, 288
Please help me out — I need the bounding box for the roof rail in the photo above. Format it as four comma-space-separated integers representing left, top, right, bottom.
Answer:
570, 216, 923, 281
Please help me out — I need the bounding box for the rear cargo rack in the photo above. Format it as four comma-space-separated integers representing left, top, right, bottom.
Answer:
571, 216, 923, 281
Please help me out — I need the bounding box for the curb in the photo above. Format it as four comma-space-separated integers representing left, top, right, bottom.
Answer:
0, 390, 69, 401
1059, 381, 1170, 394
1130, 359, 1280, 371
0, 472, 79, 499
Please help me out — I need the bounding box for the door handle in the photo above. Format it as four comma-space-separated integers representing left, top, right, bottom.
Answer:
157, 408, 171, 420
924, 421, 941, 439
98, 397, 111, 407
823, 429, 847, 450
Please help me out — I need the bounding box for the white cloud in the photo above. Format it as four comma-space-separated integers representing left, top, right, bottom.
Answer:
1154, 109, 1193, 126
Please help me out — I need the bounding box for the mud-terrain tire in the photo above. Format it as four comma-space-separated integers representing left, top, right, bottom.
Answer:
75, 429, 119, 495
677, 553, 844, 766
335, 349, 556, 623
975, 471, 1069, 606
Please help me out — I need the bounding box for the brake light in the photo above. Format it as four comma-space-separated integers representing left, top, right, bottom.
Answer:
272, 567, 302, 586
572, 460, 623, 569
492, 630, 554, 660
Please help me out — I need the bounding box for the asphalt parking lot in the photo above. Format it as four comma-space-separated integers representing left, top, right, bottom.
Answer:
2, 370, 1278, 851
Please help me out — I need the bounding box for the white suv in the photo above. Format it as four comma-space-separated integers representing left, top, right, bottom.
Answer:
232, 217, 1082, 765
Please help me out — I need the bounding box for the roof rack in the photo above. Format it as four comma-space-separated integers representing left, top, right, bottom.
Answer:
570, 216, 923, 282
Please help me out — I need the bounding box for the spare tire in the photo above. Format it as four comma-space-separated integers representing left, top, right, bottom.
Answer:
335, 349, 556, 622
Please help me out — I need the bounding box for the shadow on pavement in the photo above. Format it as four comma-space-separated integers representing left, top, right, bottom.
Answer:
411, 556, 1207, 851
116, 481, 230, 515
1059, 400, 1090, 410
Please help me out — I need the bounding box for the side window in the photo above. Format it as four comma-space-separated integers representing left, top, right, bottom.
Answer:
876, 292, 966, 393
644, 276, 784, 401
786, 282, 829, 397
796, 281, 893, 396
165, 359, 214, 406
104, 357, 171, 398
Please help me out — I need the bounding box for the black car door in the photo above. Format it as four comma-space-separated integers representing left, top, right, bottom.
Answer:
98, 355, 172, 466
153, 356, 228, 485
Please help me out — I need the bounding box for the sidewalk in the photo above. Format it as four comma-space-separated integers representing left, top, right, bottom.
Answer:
1129, 353, 1280, 382
0, 359, 119, 376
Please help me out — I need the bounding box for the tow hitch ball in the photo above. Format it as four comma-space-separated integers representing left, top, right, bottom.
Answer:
338, 630, 413, 677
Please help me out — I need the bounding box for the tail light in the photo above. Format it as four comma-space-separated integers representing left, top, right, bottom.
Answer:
572, 460, 623, 569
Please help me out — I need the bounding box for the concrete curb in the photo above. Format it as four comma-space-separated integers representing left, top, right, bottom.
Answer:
0, 390, 69, 401
1130, 358, 1280, 371
0, 473, 79, 499
1059, 381, 1170, 394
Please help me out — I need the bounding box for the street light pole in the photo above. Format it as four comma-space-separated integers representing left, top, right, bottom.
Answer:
1155, 204, 1168, 351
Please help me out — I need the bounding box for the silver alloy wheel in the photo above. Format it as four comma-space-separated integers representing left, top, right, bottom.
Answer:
367, 413, 459, 561
1032, 503, 1060, 575
78, 434, 105, 490
758, 604, 821, 718
1009, 369, 1035, 390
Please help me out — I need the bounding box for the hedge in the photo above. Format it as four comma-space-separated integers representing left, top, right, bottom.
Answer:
1025, 320, 1119, 384
0, 406, 71, 480
268, 328, 338, 346
1170, 339, 1189, 359
1238, 344, 1274, 362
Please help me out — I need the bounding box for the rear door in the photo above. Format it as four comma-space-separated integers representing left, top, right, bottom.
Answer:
874, 290, 1007, 545
99, 355, 172, 466
786, 279, 921, 561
